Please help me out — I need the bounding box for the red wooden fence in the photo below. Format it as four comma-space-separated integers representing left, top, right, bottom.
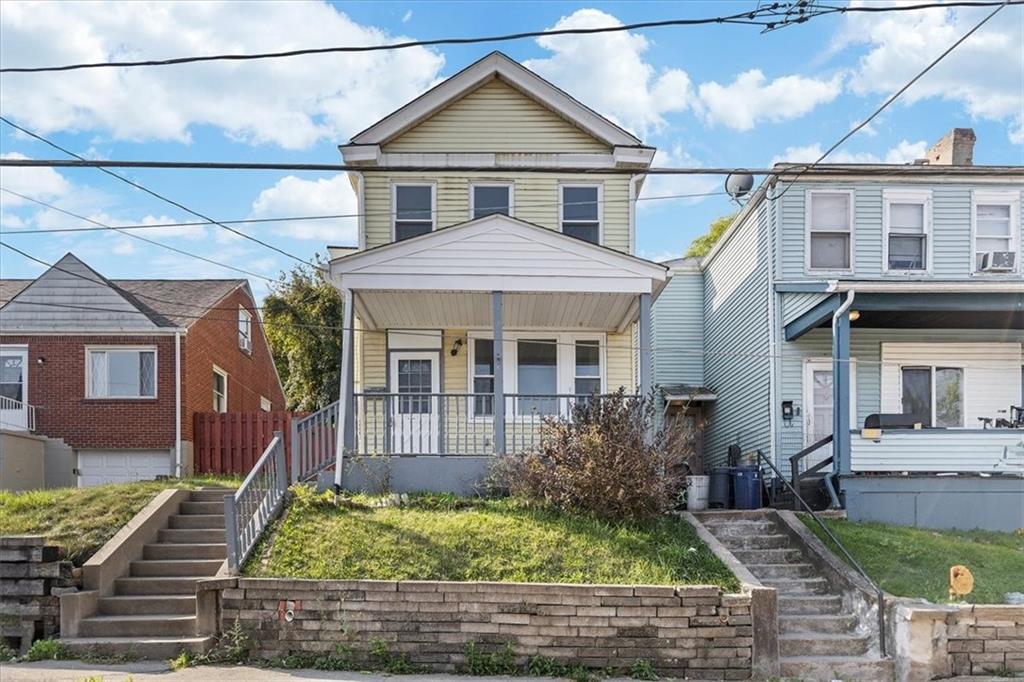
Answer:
193, 411, 305, 475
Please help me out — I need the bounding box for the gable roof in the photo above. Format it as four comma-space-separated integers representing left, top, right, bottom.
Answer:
348, 51, 645, 149
0, 253, 246, 333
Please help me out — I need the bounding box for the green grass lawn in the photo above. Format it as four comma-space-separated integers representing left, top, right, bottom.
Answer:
0, 476, 238, 564
802, 515, 1024, 604
250, 487, 739, 590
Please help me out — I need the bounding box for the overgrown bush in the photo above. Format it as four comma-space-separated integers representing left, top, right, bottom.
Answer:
492, 390, 696, 519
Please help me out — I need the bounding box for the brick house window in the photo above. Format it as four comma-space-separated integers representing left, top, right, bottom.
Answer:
87, 348, 156, 398
213, 367, 228, 413
238, 307, 252, 353
260, 396, 272, 412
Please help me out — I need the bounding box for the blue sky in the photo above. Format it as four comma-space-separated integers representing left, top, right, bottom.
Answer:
1, 1, 1021, 297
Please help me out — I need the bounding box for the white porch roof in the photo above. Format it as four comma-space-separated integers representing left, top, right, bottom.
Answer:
329, 214, 668, 331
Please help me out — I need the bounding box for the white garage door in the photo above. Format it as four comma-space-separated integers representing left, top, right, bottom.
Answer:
77, 450, 171, 487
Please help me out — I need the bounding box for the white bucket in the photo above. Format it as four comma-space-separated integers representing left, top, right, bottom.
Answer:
687, 475, 710, 511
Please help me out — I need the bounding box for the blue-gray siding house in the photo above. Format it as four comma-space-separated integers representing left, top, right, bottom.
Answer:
653, 130, 1024, 531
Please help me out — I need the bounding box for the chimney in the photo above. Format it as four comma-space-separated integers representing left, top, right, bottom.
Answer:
924, 128, 976, 166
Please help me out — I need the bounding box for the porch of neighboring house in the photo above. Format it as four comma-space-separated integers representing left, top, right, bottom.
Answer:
777, 288, 1024, 530
322, 214, 668, 494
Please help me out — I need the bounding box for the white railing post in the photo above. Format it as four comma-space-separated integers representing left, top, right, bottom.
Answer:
274, 432, 288, 496
289, 417, 299, 484
223, 493, 239, 573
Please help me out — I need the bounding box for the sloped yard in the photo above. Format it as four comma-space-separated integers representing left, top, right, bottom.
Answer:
803, 516, 1024, 603
0, 477, 238, 564
248, 487, 738, 589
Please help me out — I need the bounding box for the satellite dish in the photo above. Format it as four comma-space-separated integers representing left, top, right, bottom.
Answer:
725, 172, 754, 201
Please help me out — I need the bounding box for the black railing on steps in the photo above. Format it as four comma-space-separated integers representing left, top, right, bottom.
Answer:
755, 449, 887, 658
788, 434, 839, 509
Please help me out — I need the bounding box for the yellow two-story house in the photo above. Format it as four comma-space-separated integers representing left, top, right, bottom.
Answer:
321, 52, 668, 492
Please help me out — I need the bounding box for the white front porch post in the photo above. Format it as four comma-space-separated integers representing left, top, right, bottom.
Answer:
492, 291, 506, 456
333, 287, 355, 490
638, 292, 652, 442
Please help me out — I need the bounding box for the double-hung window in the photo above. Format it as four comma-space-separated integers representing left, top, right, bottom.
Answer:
517, 339, 558, 415
393, 184, 434, 241
238, 306, 252, 353
972, 191, 1020, 273
900, 366, 964, 428
87, 348, 156, 399
574, 340, 601, 397
471, 184, 512, 219
212, 367, 228, 413
471, 339, 495, 416
884, 190, 930, 272
560, 185, 601, 244
807, 191, 853, 272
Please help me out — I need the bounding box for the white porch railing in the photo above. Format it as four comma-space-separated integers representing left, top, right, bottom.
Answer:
0, 395, 35, 432
224, 432, 287, 573
851, 428, 1024, 473
291, 402, 338, 482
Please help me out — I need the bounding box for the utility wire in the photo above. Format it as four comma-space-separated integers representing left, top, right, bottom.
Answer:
762, 0, 1023, 32
0, 116, 316, 268
0, 2, 1014, 74
769, 1, 1008, 201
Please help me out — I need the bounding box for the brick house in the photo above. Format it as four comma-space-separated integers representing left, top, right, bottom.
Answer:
0, 253, 285, 486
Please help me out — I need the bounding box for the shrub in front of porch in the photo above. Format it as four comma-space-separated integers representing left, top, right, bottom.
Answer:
492, 391, 696, 519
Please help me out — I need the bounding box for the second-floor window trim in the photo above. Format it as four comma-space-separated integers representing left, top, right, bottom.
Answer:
971, 189, 1020, 275
213, 365, 228, 413
470, 182, 514, 220
238, 306, 253, 353
805, 189, 854, 274
560, 183, 603, 245
883, 188, 932, 274
392, 182, 435, 242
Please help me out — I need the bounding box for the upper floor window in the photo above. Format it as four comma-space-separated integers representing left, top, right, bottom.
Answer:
806, 191, 853, 272
561, 185, 601, 245
238, 306, 252, 353
884, 190, 931, 272
972, 190, 1019, 273
213, 366, 228, 413
471, 184, 512, 219
87, 347, 156, 399
393, 184, 434, 241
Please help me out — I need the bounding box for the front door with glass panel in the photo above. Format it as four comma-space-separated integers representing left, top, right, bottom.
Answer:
389, 352, 440, 454
802, 360, 856, 472
0, 347, 29, 430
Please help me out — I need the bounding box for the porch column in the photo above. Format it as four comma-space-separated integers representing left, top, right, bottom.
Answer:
492, 291, 506, 456
638, 293, 652, 398
333, 287, 355, 489
832, 308, 851, 476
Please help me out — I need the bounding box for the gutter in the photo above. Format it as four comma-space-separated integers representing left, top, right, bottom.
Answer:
175, 331, 182, 477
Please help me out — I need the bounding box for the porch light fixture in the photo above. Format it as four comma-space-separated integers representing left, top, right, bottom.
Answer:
849, 310, 861, 322
450, 338, 463, 357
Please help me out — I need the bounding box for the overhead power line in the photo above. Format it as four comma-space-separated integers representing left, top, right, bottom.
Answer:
0, 2, 1015, 74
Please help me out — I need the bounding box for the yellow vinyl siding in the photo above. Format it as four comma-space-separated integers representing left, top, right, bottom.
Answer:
363, 172, 630, 253
607, 329, 634, 392
383, 78, 610, 153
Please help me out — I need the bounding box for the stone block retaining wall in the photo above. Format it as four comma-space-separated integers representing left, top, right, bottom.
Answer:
219, 578, 753, 678
0, 536, 75, 653
946, 605, 1024, 676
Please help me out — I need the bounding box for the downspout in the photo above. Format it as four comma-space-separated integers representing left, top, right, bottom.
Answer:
826, 290, 855, 507
765, 198, 778, 469
174, 331, 182, 477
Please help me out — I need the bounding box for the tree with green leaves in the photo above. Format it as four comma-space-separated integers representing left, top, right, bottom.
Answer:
684, 213, 737, 258
263, 257, 345, 411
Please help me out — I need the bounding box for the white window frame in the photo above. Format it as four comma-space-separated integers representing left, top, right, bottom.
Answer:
883, 188, 932, 274
559, 183, 603, 246
212, 365, 228, 413
260, 396, 272, 412
466, 331, 607, 419
897, 364, 967, 428
238, 306, 253, 353
84, 346, 158, 400
805, 189, 855, 275
391, 181, 436, 242
469, 182, 514, 221
970, 189, 1020, 275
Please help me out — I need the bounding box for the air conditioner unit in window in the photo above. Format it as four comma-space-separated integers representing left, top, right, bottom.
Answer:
980, 251, 1016, 272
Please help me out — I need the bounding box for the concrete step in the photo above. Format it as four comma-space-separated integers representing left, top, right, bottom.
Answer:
168, 514, 225, 530
189, 489, 233, 503
158, 528, 225, 544
144, 542, 226, 560
113, 576, 206, 596
780, 655, 894, 682
778, 594, 842, 615
780, 613, 858, 635
129, 559, 223, 577
78, 614, 197, 638
746, 562, 816, 580
180, 501, 223, 515
61, 635, 214, 660
98, 595, 196, 616
731, 548, 804, 564
701, 521, 778, 537
717, 533, 791, 550
761, 576, 830, 594
780, 632, 870, 657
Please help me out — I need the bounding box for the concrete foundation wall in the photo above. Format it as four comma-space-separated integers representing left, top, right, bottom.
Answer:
0, 430, 45, 491
339, 456, 494, 495
843, 475, 1024, 532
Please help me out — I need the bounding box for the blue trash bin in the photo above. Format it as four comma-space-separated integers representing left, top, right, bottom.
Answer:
731, 465, 762, 509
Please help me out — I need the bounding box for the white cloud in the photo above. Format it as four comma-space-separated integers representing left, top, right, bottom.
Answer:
639, 146, 719, 210
522, 9, 693, 136
0, 153, 72, 206
770, 139, 928, 166
697, 70, 843, 131
0, 2, 445, 149
249, 174, 357, 243
838, 1, 1024, 144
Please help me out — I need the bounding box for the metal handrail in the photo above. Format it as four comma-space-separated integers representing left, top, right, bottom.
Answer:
788, 434, 838, 509
755, 449, 887, 658
224, 432, 287, 573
